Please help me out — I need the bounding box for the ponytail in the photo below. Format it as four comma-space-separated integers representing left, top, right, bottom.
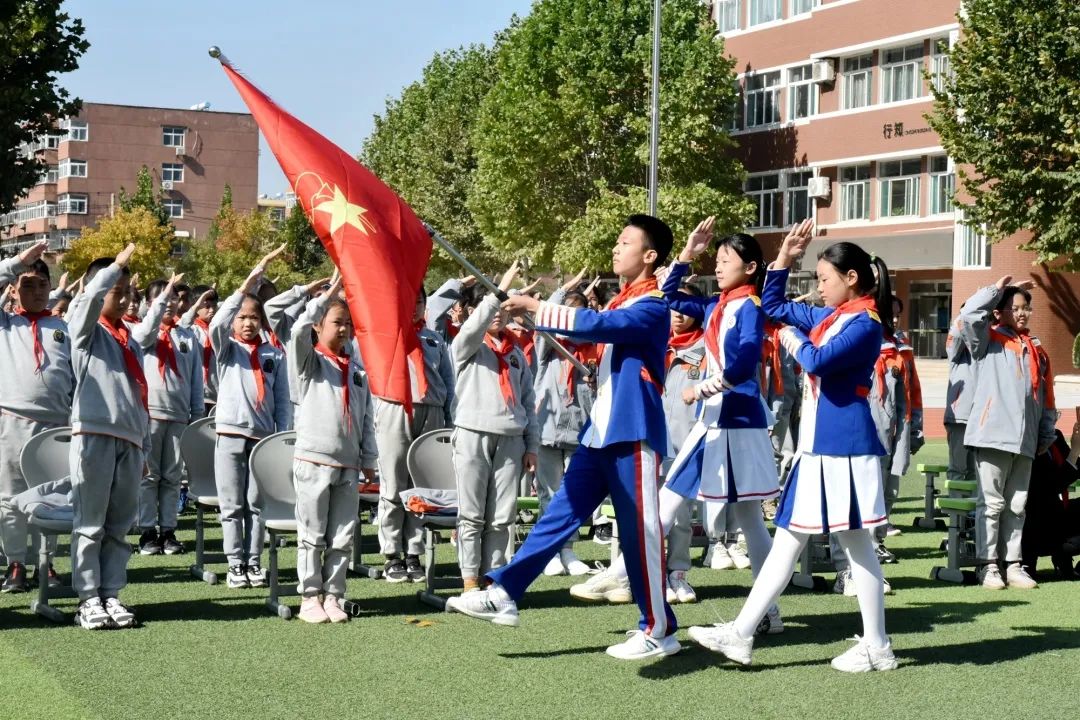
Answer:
818, 241, 893, 336
870, 256, 895, 338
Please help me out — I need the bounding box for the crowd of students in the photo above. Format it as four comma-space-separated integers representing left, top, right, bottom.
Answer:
0, 210, 1073, 669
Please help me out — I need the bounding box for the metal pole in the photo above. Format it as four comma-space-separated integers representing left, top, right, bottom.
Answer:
647, 0, 661, 215
424, 224, 592, 377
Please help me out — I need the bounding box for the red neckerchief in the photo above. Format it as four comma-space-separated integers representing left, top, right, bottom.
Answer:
666, 328, 704, 372
559, 339, 598, 404
874, 337, 909, 419
447, 322, 461, 339
17, 309, 52, 373
409, 320, 430, 400
194, 317, 213, 384
806, 295, 879, 399
506, 326, 535, 367
122, 313, 140, 325
157, 317, 179, 382
760, 320, 784, 395
483, 332, 517, 408
704, 284, 757, 371
897, 343, 924, 413
989, 325, 1055, 408
266, 329, 284, 351
597, 277, 660, 389
315, 342, 352, 435
99, 316, 148, 410
235, 334, 266, 409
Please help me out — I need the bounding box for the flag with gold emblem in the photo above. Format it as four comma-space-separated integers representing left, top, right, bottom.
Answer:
217, 58, 432, 413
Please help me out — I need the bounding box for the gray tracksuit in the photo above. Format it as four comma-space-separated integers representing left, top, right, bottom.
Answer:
374, 326, 455, 558
944, 320, 976, 483
180, 306, 218, 407
265, 284, 310, 346
68, 263, 151, 600
661, 335, 704, 573
210, 291, 292, 568
451, 293, 539, 578
960, 284, 1057, 564
289, 295, 377, 597
426, 278, 465, 343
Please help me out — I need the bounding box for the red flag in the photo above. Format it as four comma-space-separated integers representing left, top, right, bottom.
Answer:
218, 58, 432, 413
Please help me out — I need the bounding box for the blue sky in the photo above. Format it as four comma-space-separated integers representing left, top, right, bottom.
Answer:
62, 0, 534, 193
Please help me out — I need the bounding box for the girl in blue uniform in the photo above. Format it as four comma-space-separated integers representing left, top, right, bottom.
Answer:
689, 220, 898, 673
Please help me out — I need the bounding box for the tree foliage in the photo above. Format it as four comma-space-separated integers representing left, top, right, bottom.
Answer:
928, 0, 1080, 268
279, 203, 328, 275
0, 1, 88, 214
63, 207, 174, 279
118, 166, 173, 229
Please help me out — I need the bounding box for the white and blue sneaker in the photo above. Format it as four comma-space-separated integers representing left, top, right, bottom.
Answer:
445, 585, 520, 627
605, 630, 681, 660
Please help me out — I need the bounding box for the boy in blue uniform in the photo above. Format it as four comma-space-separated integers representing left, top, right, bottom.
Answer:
446, 215, 677, 661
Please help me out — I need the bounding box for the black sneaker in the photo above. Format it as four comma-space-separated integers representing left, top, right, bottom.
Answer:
405, 554, 425, 583
1, 562, 29, 593
227, 564, 250, 589
138, 529, 162, 556
31, 563, 62, 589
875, 544, 897, 564
383, 558, 409, 583
592, 525, 613, 546
160, 530, 184, 555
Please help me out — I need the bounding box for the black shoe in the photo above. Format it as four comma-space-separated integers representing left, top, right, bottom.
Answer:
405, 554, 424, 583
31, 563, 62, 589
138, 529, 162, 556
1052, 554, 1080, 579
383, 558, 409, 583
1, 562, 29, 593
592, 525, 613, 546
160, 530, 184, 555
875, 544, 897, 564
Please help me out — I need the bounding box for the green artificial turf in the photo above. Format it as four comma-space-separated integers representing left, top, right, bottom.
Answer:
0, 441, 1077, 720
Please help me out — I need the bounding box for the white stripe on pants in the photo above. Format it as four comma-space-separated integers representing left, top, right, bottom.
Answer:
374, 402, 442, 557
70, 433, 143, 600
293, 459, 360, 597
139, 419, 185, 530
974, 447, 1032, 564
452, 428, 525, 579
0, 414, 55, 565
214, 434, 264, 567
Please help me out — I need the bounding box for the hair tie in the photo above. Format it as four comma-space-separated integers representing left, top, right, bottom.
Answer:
870, 253, 877, 262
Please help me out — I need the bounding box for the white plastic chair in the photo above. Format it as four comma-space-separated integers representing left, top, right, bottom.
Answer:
18, 427, 78, 623
249, 431, 300, 619
180, 417, 224, 584
404, 428, 460, 610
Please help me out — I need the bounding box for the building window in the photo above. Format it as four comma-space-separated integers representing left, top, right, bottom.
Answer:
58, 193, 88, 215
37, 165, 58, 185
0, 201, 56, 226
62, 119, 88, 142
162, 163, 184, 183
787, 65, 818, 120
955, 214, 991, 268
931, 38, 952, 93
162, 126, 186, 147
790, 0, 817, 14
746, 174, 781, 228
163, 199, 183, 219
716, 0, 740, 33
840, 164, 871, 221
879, 159, 921, 217
745, 71, 781, 127
881, 43, 924, 103
929, 156, 955, 215
842, 55, 873, 109
58, 158, 87, 178
748, 0, 781, 26
785, 171, 813, 226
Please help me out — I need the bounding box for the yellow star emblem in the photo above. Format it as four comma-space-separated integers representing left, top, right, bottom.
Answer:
314, 185, 373, 236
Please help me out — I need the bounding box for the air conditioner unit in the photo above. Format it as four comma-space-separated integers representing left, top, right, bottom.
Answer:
807, 176, 831, 199
812, 59, 836, 84
174, 146, 187, 158
161, 180, 174, 191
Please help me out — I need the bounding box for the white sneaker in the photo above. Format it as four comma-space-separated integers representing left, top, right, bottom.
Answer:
76, 597, 111, 630
755, 604, 784, 636
1005, 563, 1038, 589
726, 539, 751, 570
246, 563, 268, 588
709, 541, 735, 570
445, 585, 520, 627
667, 570, 697, 604
605, 630, 681, 660
831, 635, 898, 672
834, 568, 892, 596
885, 523, 902, 537
979, 563, 1006, 590
569, 570, 632, 603
560, 548, 591, 576
687, 622, 753, 665
103, 597, 136, 628
543, 554, 566, 576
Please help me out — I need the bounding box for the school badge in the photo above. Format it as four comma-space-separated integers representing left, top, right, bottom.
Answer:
179, 341, 190, 353
262, 359, 275, 373
353, 371, 363, 387
510, 356, 520, 369
688, 367, 701, 379
52, 329, 65, 343
425, 337, 437, 347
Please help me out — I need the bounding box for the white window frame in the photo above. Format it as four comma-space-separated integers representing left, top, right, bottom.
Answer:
931, 37, 953, 94
881, 43, 925, 104
58, 193, 88, 215
784, 170, 814, 226
37, 165, 58, 185
787, 65, 818, 120
842, 54, 874, 110
878, 158, 922, 217
162, 126, 186, 148
715, 0, 740, 34
929, 155, 955, 215
58, 158, 87, 178
746, 173, 782, 229
748, 0, 781, 27
745, 71, 781, 128
954, 211, 991, 268
62, 119, 88, 142
790, 0, 818, 15
163, 199, 184, 219
839, 164, 871, 221
162, 163, 185, 183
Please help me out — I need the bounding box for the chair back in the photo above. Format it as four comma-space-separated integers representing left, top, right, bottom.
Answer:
249, 431, 297, 524
406, 429, 455, 491
180, 417, 217, 499
19, 427, 73, 488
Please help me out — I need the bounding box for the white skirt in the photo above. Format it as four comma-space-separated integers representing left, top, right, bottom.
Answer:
774, 452, 886, 534
665, 422, 779, 505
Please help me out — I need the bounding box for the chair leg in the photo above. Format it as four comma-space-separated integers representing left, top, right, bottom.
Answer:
29, 531, 71, 623
348, 504, 382, 579
264, 530, 292, 619
189, 505, 219, 585
417, 527, 447, 611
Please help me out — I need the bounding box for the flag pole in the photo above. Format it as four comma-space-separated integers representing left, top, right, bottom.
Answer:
424, 224, 593, 377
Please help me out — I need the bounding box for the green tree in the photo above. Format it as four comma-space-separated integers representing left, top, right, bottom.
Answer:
63, 207, 174, 278
362, 44, 502, 283
118, 166, 173, 229
468, 0, 749, 272
929, 0, 1080, 268
278, 203, 327, 274
180, 204, 299, 294
0, 1, 88, 215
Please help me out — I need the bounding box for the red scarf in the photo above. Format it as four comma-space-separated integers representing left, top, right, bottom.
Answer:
315, 342, 352, 435
559, 339, 598, 404
484, 333, 517, 408
806, 295, 879, 399
122, 313, 140, 325
704, 284, 757, 371
266, 329, 284, 351
194, 317, 213, 385
99, 317, 148, 410
597, 277, 660, 389
666, 328, 704, 372
989, 325, 1055, 408
506, 326, 535, 367
17, 309, 51, 373
235, 335, 266, 409
157, 317, 179, 382
873, 339, 909, 418
409, 320, 430, 401
759, 320, 784, 395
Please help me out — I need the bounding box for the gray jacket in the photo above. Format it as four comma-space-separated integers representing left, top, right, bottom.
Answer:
138, 293, 204, 423
944, 320, 974, 425
179, 307, 218, 404
663, 337, 706, 457
426, 279, 464, 343
533, 288, 594, 448
376, 327, 455, 424
265, 284, 309, 346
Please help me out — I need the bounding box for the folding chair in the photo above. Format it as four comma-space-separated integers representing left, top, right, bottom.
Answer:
405, 429, 460, 610
914, 463, 948, 529
249, 431, 301, 619
930, 479, 978, 583
180, 417, 225, 584
19, 427, 78, 623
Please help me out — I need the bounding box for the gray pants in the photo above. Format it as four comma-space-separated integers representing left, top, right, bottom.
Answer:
974, 447, 1032, 564
70, 433, 143, 600
537, 444, 575, 551
874, 454, 902, 543
293, 459, 359, 598
659, 458, 692, 571
139, 419, 185, 531
946, 422, 976, 483
452, 427, 525, 579
0, 414, 56, 565
214, 434, 264, 567
375, 402, 443, 558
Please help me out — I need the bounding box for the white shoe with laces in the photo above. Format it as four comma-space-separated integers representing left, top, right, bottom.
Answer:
605, 630, 681, 660
445, 585, 520, 627
831, 635, 898, 672
667, 570, 697, 604
76, 597, 112, 630
709, 541, 735, 570
103, 597, 136, 628
569, 570, 632, 603
560, 548, 591, 576
543, 554, 566, 576
726, 538, 751, 570
687, 622, 753, 665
